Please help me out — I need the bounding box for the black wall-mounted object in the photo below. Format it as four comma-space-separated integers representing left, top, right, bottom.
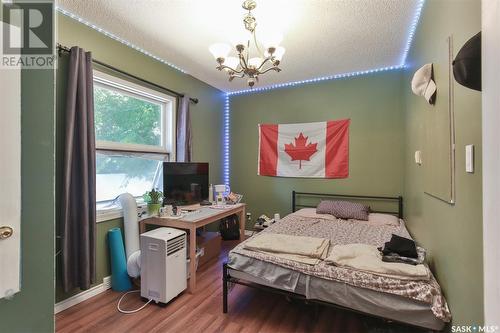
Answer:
453, 32, 481, 91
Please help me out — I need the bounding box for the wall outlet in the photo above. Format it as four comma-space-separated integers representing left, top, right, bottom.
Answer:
102, 276, 111, 290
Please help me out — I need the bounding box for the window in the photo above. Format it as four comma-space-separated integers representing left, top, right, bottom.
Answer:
93, 71, 176, 211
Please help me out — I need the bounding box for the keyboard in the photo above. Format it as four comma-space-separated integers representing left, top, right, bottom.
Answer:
180, 207, 224, 221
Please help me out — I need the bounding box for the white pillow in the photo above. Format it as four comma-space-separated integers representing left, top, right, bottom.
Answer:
367, 213, 400, 226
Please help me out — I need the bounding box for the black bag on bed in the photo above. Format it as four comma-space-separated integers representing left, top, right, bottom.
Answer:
219, 214, 240, 240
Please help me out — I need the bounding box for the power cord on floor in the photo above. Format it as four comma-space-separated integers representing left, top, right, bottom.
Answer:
117, 290, 153, 314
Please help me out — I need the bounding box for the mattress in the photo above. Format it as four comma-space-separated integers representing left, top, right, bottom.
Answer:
228, 252, 445, 331
228, 209, 449, 331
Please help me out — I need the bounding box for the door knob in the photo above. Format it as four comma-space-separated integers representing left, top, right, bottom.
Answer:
0, 226, 13, 240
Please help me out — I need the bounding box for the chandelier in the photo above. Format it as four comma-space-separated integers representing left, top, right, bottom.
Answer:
208, 0, 285, 88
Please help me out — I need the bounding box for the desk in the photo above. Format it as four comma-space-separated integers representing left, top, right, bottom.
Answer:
139, 203, 246, 293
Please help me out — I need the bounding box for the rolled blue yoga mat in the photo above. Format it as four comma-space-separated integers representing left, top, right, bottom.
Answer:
108, 227, 132, 292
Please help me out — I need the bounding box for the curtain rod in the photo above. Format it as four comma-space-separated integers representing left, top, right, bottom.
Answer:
57, 44, 199, 104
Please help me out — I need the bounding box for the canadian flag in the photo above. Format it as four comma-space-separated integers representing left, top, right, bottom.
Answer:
258, 119, 350, 178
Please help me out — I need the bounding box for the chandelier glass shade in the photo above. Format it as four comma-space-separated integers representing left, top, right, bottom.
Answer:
209, 0, 285, 88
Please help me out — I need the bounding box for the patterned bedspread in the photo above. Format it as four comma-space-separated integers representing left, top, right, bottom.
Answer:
230, 211, 451, 322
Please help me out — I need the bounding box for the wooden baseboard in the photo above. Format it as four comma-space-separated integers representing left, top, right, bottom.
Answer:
54, 276, 111, 314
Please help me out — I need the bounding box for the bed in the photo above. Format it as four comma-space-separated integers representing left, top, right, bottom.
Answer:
222, 191, 450, 331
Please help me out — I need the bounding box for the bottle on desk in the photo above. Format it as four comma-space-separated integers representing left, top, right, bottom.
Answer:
208, 184, 214, 203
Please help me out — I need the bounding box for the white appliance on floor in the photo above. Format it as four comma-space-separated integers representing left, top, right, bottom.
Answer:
140, 227, 187, 305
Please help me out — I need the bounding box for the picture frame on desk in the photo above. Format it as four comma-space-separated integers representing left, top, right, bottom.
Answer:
226, 192, 243, 204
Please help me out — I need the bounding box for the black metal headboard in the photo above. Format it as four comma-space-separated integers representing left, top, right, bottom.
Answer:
292, 191, 403, 218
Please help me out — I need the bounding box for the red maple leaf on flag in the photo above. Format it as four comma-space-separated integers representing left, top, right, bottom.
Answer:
284, 133, 318, 169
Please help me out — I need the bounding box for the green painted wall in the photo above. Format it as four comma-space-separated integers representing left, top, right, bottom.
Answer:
402, 0, 483, 326
230, 1, 484, 326
55, 219, 123, 302
230, 71, 405, 226
56, 13, 225, 302
0, 3, 56, 332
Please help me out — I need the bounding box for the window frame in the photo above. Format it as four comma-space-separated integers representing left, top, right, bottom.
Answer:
93, 70, 177, 157
93, 70, 177, 220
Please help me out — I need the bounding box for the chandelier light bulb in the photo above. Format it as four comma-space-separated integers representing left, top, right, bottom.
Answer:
209, 43, 231, 60
273, 46, 286, 61
224, 57, 240, 71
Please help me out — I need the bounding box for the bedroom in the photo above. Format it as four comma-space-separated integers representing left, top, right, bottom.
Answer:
0, 0, 498, 332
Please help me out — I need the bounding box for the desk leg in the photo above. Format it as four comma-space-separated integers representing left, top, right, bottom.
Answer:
139, 221, 145, 234
238, 206, 246, 240
188, 227, 197, 293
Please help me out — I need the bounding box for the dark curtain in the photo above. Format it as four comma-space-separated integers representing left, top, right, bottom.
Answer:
61, 47, 96, 292
176, 95, 192, 162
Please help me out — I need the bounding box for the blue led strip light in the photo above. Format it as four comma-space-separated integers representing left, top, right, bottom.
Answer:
56, 7, 187, 74
400, 0, 425, 66
219, 0, 425, 185
56, 2, 425, 192
226, 0, 425, 96
227, 65, 404, 96
222, 65, 404, 188
223, 94, 231, 189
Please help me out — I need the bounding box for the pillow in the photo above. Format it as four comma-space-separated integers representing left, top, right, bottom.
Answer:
316, 200, 370, 220
292, 208, 338, 221
367, 213, 400, 226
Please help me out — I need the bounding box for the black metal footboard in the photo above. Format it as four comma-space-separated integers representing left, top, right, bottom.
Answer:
222, 262, 440, 332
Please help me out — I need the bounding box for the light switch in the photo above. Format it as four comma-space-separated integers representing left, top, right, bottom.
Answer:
414, 150, 422, 165
466, 145, 474, 173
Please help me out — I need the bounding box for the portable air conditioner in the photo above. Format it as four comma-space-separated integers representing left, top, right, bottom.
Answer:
140, 227, 187, 305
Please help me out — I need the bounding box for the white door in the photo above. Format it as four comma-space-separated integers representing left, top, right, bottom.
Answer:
482, 0, 500, 323
0, 22, 21, 300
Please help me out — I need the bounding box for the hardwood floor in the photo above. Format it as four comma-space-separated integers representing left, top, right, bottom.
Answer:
56, 240, 422, 333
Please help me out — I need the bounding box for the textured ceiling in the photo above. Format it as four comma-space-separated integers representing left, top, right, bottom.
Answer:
57, 0, 421, 92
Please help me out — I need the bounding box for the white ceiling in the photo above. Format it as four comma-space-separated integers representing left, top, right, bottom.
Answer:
58, 0, 421, 92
